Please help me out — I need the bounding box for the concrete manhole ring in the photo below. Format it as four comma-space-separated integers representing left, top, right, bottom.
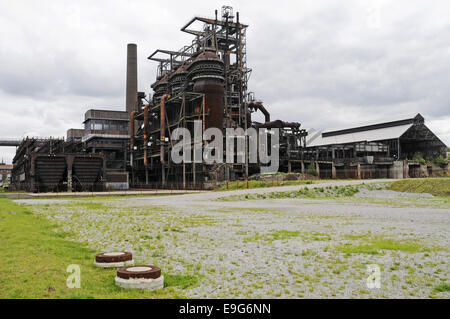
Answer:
94, 252, 134, 268
116, 265, 161, 279
115, 265, 164, 290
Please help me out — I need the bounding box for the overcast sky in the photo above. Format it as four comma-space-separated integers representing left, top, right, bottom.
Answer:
1, 0, 449, 163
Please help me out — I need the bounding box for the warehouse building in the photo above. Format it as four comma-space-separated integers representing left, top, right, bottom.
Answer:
301, 113, 447, 179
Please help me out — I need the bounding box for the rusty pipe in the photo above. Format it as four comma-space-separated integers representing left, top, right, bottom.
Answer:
254, 120, 301, 129
160, 94, 170, 164
143, 104, 149, 166
202, 96, 206, 132
248, 102, 270, 123
129, 111, 135, 150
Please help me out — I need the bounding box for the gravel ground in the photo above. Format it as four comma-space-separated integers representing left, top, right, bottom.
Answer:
16, 179, 450, 299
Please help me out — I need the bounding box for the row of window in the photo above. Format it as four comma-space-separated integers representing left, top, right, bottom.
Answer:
84, 120, 128, 131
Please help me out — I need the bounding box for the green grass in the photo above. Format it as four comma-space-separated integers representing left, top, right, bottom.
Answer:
220, 184, 360, 201
270, 230, 301, 240
337, 237, 437, 255
0, 198, 195, 299
164, 274, 199, 289
335, 196, 450, 209
215, 179, 315, 191
433, 283, 450, 292
33, 193, 184, 201
244, 230, 301, 243
387, 178, 450, 197
243, 230, 331, 243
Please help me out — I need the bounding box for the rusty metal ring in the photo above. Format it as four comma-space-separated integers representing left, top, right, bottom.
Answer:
116, 265, 161, 280
95, 252, 133, 263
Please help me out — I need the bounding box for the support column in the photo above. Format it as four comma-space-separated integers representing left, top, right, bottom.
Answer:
301, 161, 305, 175
67, 169, 73, 193
357, 163, 361, 179
331, 163, 337, 179
315, 161, 320, 178
183, 162, 186, 189
66, 155, 74, 193
288, 161, 291, 174
30, 154, 36, 193
404, 161, 409, 179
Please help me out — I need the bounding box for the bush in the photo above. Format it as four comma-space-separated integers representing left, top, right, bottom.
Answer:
306, 162, 316, 176
412, 152, 426, 164
433, 155, 447, 168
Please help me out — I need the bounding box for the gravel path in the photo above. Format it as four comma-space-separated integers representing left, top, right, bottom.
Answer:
16, 179, 450, 299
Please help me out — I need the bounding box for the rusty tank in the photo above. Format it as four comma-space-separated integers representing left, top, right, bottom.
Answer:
151, 73, 170, 105
187, 48, 225, 130
168, 63, 189, 96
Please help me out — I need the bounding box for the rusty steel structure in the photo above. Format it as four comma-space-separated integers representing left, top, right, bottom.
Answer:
10, 138, 105, 192
128, 6, 307, 188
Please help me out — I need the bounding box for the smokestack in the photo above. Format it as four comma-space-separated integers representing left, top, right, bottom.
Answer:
126, 43, 138, 115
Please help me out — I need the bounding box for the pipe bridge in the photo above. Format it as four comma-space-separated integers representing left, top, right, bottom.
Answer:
0, 139, 21, 147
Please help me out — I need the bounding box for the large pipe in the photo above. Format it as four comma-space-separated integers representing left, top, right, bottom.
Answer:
143, 104, 149, 166
126, 43, 138, 115
160, 94, 170, 164
129, 111, 135, 148
254, 119, 300, 129
0, 139, 21, 147
248, 102, 270, 123
129, 111, 135, 168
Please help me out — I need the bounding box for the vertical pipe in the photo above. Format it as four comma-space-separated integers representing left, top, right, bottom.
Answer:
143, 104, 149, 185
161, 94, 170, 187
202, 96, 206, 132
126, 44, 138, 115
129, 111, 135, 185
160, 94, 170, 164
129, 111, 135, 154
214, 10, 218, 49
143, 104, 149, 167
182, 95, 186, 189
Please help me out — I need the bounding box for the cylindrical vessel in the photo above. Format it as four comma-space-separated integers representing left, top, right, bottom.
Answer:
188, 48, 224, 130
151, 73, 169, 106
168, 64, 189, 96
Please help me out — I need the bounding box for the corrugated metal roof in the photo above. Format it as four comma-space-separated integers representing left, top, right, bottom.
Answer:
307, 124, 413, 147
305, 128, 321, 144
323, 113, 420, 134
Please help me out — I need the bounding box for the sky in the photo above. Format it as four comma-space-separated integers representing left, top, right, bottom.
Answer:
1, 0, 449, 163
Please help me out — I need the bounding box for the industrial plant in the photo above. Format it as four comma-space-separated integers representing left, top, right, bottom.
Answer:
1, 6, 448, 193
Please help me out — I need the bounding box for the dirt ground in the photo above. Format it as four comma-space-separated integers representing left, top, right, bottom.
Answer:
16, 179, 450, 299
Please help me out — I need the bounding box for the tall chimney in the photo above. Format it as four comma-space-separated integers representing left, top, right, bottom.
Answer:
126, 43, 138, 115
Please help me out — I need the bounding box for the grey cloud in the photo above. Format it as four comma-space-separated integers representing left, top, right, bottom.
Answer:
1, 0, 450, 163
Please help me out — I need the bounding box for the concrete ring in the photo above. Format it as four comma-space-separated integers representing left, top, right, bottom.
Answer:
116, 265, 161, 280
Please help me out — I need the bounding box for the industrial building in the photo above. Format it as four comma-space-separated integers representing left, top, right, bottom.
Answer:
303, 113, 448, 179
81, 109, 130, 189
9, 108, 131, 192
10, 138, 105, 192
3, 6, 448, 193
